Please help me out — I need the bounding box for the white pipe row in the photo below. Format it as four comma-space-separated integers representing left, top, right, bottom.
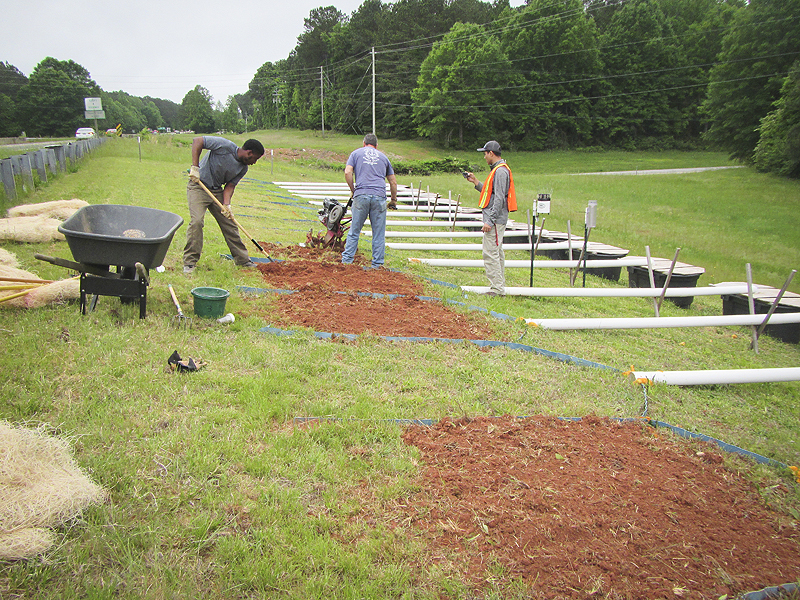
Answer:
526, 312, 800, 330
630, 367, 800, 385
389, 242, 571, 251
372, 230, 538, 238
303, 194, 445, 202
387, 220, 485, 228
409, 257, 650, 268
462, 284, 762, 297
311, 209, 482, 220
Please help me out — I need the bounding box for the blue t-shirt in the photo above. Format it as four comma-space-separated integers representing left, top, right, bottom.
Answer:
199, 136, 248, 189
346, 146, 394, 198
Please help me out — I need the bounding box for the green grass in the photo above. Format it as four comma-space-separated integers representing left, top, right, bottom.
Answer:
1, 131, 799, 599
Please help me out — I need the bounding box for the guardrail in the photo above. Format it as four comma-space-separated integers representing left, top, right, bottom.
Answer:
0, 137, 104, 201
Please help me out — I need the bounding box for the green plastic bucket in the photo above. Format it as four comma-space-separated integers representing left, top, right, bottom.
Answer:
191, 287, 230, 318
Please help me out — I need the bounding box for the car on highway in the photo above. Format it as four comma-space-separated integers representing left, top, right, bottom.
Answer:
75, 127, 96, 139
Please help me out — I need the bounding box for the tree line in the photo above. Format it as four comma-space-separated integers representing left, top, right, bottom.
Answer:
247, 0, 798, 176
0, 62, 245, 139
1, 0, 798, 177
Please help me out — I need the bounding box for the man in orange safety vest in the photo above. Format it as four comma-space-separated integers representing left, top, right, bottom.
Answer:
465, 140, 517, 296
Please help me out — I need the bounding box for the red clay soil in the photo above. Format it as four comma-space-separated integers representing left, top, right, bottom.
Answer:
397, 415, 800, 599
255, 245, 800, 598
251, 244, 495, 339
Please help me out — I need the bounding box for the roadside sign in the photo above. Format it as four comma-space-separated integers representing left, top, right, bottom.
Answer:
85, 110, 106, 119
84, 97, 102, 111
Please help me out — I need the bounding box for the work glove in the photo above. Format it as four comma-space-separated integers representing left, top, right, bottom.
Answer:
220, 204, 232, 220
387, 199, 398, 210
189, 165, 200, 182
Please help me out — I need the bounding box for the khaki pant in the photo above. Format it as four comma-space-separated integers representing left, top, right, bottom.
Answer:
183, 180, 250, 267
482, 222, 506, 294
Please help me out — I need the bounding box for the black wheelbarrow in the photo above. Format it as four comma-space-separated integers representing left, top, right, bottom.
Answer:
36, 204, 184, 318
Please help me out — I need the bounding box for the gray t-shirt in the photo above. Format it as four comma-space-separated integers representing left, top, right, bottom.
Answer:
346, 146, 394, 197
199, 136, 248, 190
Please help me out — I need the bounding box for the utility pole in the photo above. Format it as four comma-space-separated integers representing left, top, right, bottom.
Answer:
320, 65, 325, 135
273, 88, 280, 129
371, 47, 376, 135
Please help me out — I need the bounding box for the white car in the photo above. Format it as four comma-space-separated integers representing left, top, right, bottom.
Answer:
75, 127, 96, 139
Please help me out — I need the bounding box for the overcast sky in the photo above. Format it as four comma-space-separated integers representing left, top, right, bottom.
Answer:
5, 0, 524, 106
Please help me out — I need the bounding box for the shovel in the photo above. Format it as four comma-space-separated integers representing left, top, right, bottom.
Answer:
195, 179, 273, 262
168, 284, 192, 328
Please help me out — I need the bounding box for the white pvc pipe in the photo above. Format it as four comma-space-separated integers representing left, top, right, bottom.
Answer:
526, 312, 800, 330
410, 257, 650, 268
630, 367, 800, 385
373, 230, 539, 238
308, 207, 481, 219
461, 284, 762, 297
387, 220, 485, 228
389, 242, 570, 251
305, 194, 447, 203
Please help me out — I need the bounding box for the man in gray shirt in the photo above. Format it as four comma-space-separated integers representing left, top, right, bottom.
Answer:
341, 133, 398, 268
183, 136, 264, 274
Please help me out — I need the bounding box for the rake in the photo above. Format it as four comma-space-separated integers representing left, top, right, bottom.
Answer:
168, 284, 192, 328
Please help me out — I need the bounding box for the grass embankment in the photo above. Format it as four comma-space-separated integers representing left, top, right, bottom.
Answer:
1, 131, 799, 599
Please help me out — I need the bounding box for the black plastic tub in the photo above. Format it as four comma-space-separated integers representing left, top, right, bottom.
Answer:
627, 262, 704, 309
722, 292, 800, 344
59, 204, 184, 269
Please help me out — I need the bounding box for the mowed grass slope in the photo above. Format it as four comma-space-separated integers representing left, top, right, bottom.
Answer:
1, 132, 799, 599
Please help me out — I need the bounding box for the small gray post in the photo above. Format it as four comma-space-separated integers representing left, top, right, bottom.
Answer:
53, 145, 66, 172
12, 154, 35, 192
32, 150, 47, 183
0, 158, 17, 200
45, 148, 57, 175
65, 143, 75, 165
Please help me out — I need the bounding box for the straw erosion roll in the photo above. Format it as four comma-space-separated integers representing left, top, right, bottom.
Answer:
0, 421, 107, 560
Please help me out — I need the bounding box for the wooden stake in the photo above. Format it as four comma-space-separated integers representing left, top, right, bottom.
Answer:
746, 263, 758, 353
645, 246, 659, 317
751, 269, 797, 350
656, 248, 681, 312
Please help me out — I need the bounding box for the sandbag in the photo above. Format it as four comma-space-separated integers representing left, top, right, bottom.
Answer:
0, 421, 107, 559
0, 247, 19, 267
7, 199, 88, 220
0, 217, 65, 243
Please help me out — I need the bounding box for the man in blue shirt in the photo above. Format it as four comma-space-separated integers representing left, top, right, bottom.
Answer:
183, 136, 264, 274
341, 134, 398, 268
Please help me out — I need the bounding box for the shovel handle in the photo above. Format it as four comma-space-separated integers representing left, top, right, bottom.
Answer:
168, 284, 184, 317
195, 179, 272, 262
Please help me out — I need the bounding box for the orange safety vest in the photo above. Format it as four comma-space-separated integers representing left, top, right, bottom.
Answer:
478, 162, 517, 212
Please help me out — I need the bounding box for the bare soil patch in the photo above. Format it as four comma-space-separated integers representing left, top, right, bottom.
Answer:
396, 415, 800, 599
273, 148, 350, 164
249, 244, 495, 339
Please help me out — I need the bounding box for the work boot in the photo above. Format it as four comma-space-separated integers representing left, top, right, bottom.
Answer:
183, 265, 195, 275
240, 260, 256, 268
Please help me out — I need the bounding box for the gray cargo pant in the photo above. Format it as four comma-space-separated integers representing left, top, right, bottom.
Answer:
183, 180, 250, 267
482, 222, 506, 295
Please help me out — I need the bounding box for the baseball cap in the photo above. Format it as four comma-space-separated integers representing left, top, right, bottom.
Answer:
477, 140, 501, 153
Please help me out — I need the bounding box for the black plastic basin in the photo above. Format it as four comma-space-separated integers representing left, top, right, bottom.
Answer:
58, 204, 184, 269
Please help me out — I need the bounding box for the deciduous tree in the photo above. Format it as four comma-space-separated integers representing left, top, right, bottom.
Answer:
179, 85, 215, 133
703, 0, 800, 160
15, 57, 100, 136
